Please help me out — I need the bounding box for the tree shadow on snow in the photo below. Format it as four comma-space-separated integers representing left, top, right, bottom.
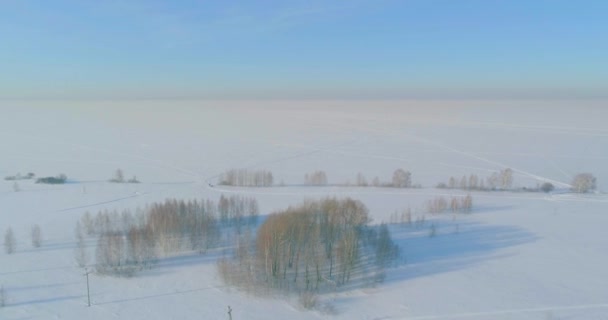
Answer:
385, 220, 538, 284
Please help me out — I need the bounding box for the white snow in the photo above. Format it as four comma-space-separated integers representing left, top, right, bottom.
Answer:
1, 99, 607, 319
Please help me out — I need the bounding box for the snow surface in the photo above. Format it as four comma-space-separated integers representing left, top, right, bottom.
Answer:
1, 100, 608, 319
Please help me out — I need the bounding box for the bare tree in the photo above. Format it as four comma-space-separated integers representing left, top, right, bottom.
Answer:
462, 194, 473, 213
450, 197, 460, 213
305, 170, 328, 186
372, 176, 380, 187
4, 227, 15, 254
356, 172, 368, 186
31, 224, 42, 248
571, 173, 597, 193
448, 176, 457, 189
500, 168, 514, 189
427, 196, 448, 213
392, 169, 411, 188
487, 172, 499, 190
110, 169, 125, 183
74, 221, 89, 268
460, 175, 468, 190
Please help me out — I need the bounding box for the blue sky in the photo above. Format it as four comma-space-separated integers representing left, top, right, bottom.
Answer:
1, 0, 607, 99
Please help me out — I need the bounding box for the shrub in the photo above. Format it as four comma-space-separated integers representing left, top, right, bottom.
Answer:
540, 182, 555, 193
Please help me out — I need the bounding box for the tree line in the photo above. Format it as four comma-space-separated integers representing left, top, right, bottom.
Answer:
76, 195, 259, 276
437, 168, 514, 191
218, 169, 274, 187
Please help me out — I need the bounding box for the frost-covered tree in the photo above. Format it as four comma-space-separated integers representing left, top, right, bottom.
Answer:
74, 221, 89, 268
4, 227, 15, 254
571, 173, 597, 193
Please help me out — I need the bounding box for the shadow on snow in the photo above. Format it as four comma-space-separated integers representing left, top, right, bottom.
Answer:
385, 220, 538, 283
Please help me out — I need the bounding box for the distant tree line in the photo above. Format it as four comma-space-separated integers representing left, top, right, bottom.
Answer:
427, 195, 473, 214
304, 171, 328, 186
301, 169, 415, 188
36, 174, 67, 184
109, 169, 139, 183
437, 168, 513, 191
4, 172, 35, 181
219, 169, 274, 187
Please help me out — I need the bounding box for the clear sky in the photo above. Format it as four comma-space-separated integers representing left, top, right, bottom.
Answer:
1, 0, 607, 100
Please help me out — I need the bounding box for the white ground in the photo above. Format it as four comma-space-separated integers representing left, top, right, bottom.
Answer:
1, 100, 607, 319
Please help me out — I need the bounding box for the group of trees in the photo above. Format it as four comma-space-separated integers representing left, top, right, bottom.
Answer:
76, 196, 259, 276
437, 168, 514, 191
300, 169, 413, 188
36, 174, 67, 184
218, 195, 259, 231
353, 169, 412, 188
304, 171, 328, 186
219, 169, 274, 187
391, 169, 412, 188
109, 169, 139, 183
437, 170, 599, 194
4, 172, 35, 181
427, 195, 473, 214
217, 198, 399, 295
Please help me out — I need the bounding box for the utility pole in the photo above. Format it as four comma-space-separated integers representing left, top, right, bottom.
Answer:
84, 267, 91, 307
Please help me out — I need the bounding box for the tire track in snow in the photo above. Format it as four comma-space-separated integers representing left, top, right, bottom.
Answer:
55, 192, 148, 212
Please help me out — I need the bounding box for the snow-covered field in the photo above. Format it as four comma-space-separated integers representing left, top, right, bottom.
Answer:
1, 100, 607, 319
